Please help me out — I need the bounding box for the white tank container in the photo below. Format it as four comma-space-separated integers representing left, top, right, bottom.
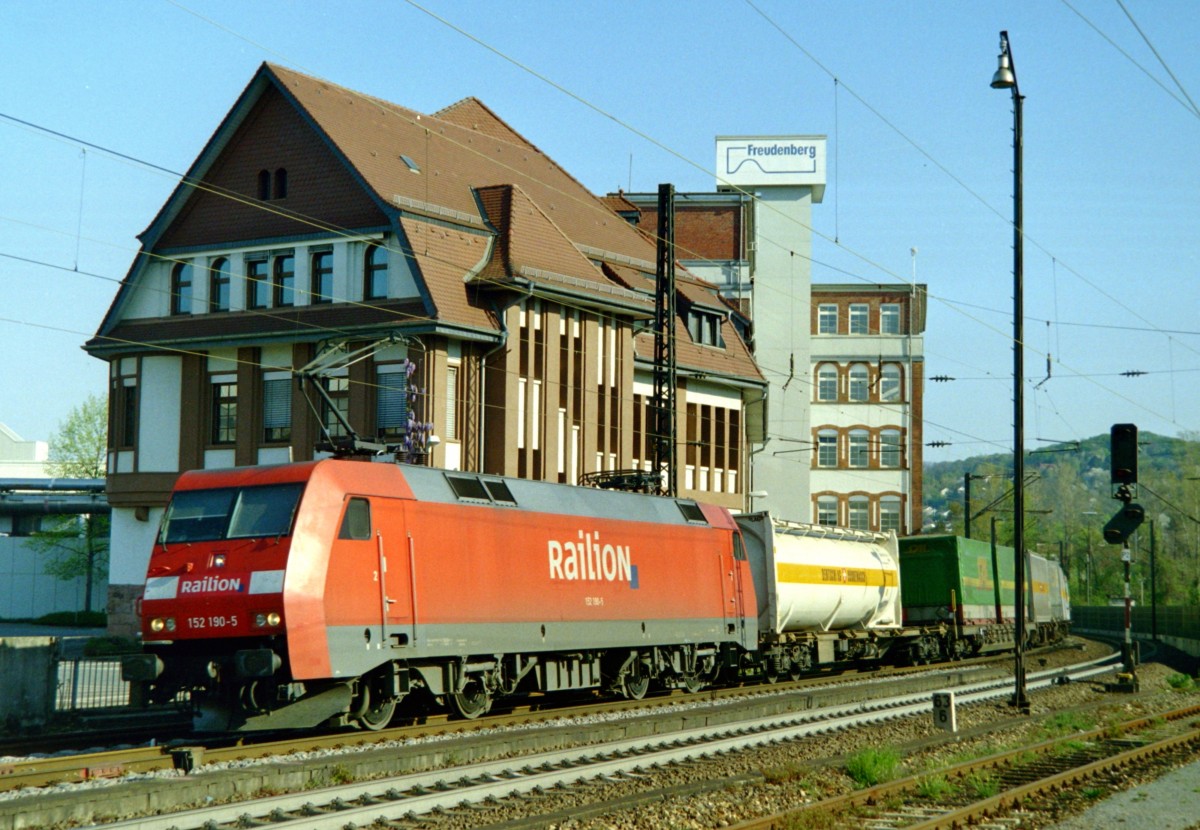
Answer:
736, 513, 901, 636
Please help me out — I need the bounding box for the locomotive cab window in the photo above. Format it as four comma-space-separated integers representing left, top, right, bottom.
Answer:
160, 483, 303, 544
676, 501, 708, 524
338, 497, 372, 540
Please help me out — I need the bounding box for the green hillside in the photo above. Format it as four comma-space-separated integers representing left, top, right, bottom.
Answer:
922, 431, 1200, 606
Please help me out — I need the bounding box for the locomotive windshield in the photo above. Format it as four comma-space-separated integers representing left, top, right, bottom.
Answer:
160, 483, 305, 543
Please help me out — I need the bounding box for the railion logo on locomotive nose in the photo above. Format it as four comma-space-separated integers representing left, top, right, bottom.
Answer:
547, 530, 639, 588
179, 575, 245, 594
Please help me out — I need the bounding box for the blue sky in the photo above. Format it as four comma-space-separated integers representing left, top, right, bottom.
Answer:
2, 1, 1197, 462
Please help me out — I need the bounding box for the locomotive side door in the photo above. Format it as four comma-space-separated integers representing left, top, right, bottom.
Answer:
374, 498, 416, 650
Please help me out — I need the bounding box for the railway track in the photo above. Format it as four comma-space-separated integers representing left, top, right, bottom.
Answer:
0, 644, 1043, 794
731, 701, 1200, 830
3, 652, 1118, 830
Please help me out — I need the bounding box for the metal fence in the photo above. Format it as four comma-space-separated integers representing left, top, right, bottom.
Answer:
1072, 605, 1200, 642
55, 657, 130, 711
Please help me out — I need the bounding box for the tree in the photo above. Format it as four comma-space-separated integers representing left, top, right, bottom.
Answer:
32, 394, 109, 613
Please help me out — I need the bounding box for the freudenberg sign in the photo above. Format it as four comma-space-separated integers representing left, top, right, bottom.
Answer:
715, 135, 826, 199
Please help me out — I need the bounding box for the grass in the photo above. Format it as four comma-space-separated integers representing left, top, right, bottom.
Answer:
916, 775, 956, 800
1040, 711, 1095, 736
964, 771, 1001, 798
845, 747, 901, 787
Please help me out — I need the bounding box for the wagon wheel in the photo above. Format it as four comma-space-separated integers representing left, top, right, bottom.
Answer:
450, 679, 492, 719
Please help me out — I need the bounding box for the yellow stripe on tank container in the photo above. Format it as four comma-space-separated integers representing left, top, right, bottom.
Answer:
775, 563, 898, 587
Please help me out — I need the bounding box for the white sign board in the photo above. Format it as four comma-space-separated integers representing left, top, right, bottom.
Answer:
932, 691, 958, 733
715, 135, 827, 197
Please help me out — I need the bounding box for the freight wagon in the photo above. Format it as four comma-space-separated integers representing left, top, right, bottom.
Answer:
898, 535, 1070, 654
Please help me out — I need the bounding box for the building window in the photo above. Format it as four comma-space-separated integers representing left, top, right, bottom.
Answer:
209, 257, 231, 312
247, 259, 269, 309
817, 429, 838, 468
115, 379, 137, 449
257, 169, 270, 200
210, 380, 238, 445
262, 376, 291, 443
376, 366, 407, 439
817, 365, 838, 402
881, 303, 901, 334
880, 496, 902, 533
880, 364, 902, 402
848, 364, 869, 401
849, 303, 869, 334
848, 496, 870, 530
273, 168, 287, 199
817, 495, 838, 526
311, 250, 333, 304
817, 304, 838, 334
687, 310, 725, 348
365, 244, 388, 300
323, 376, 349, 439
848, 429, 869, 468
445, 364, 459, 441
170, 261, 192, 315
273, 254, 295, 307
880, 429, 902, 468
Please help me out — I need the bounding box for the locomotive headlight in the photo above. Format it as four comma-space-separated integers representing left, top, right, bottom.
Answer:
149, 617, 165, 633
164, 617, 176, 632
254, 611, 282, 628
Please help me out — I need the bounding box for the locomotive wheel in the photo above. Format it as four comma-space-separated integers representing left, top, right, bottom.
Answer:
681, 672, 705, 694
621, 672, 649, 700
357, 696, 397, 731
450, 680, 492, 719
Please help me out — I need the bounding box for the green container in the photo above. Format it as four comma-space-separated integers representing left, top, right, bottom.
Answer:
899, 535, 1016, 625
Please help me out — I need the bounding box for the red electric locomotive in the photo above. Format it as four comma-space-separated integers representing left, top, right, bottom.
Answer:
122, 459, 758, 731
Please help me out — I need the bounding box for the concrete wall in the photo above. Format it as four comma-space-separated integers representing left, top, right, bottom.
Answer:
0, 637, 57, 730
0, 536, 106, 620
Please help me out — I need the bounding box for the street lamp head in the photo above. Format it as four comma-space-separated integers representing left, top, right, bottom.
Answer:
991, 30, 1016, 90
991, 54, 1016, 89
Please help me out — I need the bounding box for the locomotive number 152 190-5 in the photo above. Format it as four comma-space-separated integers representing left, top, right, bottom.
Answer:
188, 615, 239, 630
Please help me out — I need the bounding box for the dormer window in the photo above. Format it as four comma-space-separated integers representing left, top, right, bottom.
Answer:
274, 168, 288, 199
687, 309, 725, 348
257, 170, 270, 200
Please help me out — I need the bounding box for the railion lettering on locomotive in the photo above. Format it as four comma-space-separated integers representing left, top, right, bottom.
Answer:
547, 530, 637, 587
179, 575, 245, 594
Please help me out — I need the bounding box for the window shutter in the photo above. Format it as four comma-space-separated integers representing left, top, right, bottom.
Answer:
263, 378, 291, 430
377, 368, 407, 431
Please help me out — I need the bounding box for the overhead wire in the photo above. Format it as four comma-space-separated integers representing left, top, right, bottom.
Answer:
10, 0, 1195, 466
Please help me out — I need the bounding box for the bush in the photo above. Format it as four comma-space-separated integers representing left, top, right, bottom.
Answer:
35, 611, 107, 627
1166, 673, 1195, 692
83, 636, 141, 657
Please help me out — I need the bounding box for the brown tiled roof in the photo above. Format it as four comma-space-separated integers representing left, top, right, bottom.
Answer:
398, 216, 494, 330
472, 184, 652, 313
270, 64, 657, 266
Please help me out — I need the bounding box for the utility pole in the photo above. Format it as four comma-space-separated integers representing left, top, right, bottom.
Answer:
652, 183, 677, 497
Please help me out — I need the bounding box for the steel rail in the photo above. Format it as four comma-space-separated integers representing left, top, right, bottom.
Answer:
729, 700, 1200, 830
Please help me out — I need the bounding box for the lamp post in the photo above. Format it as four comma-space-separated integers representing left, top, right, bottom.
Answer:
991, 30, 1029, 713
